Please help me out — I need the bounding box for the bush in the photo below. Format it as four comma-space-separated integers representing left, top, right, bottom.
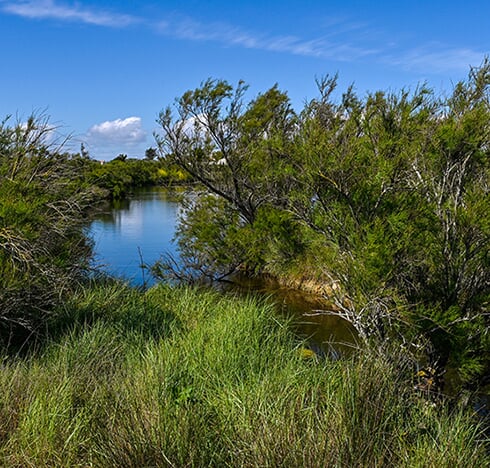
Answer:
0, 114, 97, 346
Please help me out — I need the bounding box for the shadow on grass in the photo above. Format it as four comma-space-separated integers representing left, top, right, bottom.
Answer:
2, 276, 182, 358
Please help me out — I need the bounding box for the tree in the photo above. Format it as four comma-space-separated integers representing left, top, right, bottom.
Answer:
154, 66, 489, 385
293, 65, 489, 382
80, 142, 90, 159
154, 79, 301, 280
156, 79, 297, 225
145, 147, 157, 160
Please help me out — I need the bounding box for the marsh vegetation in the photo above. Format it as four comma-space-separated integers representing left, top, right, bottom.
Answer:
0, 61, 489, 465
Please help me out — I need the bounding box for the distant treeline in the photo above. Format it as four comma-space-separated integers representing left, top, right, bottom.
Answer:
71, 149, 191, 200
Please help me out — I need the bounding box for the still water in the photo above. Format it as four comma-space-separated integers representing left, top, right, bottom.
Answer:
89, 188, 181, 286
89, 188, 357, 353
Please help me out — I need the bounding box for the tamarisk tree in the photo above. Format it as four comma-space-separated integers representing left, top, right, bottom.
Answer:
154, 79, 301, 280
294, 64, 489, 381
154, 65, 489, 384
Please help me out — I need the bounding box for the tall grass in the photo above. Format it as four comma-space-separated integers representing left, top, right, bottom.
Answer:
0, 282, 487, 466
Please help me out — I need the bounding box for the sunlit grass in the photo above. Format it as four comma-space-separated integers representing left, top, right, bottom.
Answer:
0, 282, 487, 466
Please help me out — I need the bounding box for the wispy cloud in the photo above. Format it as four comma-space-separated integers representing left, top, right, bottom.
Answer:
1, 1, 484, 74
0, 0, 139, 27
157, 17, 380, 63
158, 16, 485, 73
387, 44, 485, 73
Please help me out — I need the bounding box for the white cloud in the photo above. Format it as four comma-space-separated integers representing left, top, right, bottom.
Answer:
1, 0, 139, 27
85, 117, 148, 159
87, 116, 147, 145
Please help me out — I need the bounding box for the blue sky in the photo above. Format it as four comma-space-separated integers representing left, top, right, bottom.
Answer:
1, 0, 489, 160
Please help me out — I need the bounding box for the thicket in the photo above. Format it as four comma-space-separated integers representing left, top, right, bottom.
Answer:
0, 115, 98, 346
155, 62, 490, 387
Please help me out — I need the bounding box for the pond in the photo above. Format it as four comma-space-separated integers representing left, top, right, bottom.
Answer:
88, 187, 358, 354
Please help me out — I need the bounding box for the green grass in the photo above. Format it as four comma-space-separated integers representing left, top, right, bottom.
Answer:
0, 282, 487, 467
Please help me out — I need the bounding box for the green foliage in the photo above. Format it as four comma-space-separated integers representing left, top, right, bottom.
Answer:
299, 66, 489, 383
156, 62, 490, 384
88, 158, 154, 198
156, 78, 298, 225
88, 157, 190, 199
0, 115, 97, 344
170, 193, 246, 281
144, 146, 157, 160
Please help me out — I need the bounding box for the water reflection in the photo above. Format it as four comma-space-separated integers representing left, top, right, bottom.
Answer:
89, 188, 181, 285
